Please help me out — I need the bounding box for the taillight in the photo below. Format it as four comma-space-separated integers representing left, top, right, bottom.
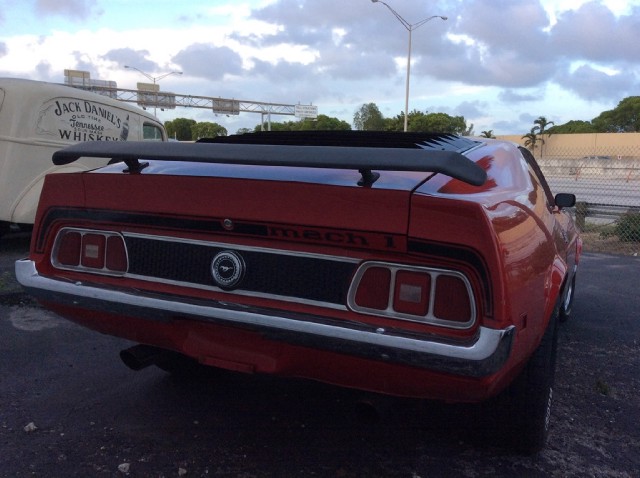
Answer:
433, 275, 471, 323
393, 270, 431, 316
81, 233, 106, 269
56, 231, 81, 266
354, 266, 391, 310
106, 235, 128, 272
52, 228, 128, 276
348, 262, 475, 329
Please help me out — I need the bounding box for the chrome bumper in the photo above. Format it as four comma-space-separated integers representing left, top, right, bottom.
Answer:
16, 259, 514, 377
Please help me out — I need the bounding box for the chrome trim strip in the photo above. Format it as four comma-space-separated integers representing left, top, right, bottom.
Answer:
16, 259, 514, 377
122, 232, 362, 264
123, 272, 349, 311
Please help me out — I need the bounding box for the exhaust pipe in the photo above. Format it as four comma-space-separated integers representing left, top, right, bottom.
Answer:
120, 344, 168, 371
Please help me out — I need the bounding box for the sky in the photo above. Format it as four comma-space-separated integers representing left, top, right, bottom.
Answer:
0, 0, 639, 135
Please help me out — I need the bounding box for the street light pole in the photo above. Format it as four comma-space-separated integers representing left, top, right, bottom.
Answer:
124, 65, 183, 115
371, 0, 446, 132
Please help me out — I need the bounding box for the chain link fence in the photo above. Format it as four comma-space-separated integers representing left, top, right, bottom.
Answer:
537, 144, 640, 256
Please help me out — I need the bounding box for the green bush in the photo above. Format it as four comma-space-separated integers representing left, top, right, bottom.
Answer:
616, 212, 640, 242
596, 224, 617, 239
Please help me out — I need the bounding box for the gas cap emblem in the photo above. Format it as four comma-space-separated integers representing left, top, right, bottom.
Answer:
211, 250, 245, 289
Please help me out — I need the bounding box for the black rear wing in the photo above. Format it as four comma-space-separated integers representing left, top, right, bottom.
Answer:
52, 140, 487, 187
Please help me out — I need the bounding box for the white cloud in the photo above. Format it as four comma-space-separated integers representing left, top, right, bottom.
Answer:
1, 0, 639, 134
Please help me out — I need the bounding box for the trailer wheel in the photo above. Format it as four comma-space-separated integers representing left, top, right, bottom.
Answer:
0, 221, 10, 240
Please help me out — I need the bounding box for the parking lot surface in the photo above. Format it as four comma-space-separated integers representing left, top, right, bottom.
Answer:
1, 233, 639, 477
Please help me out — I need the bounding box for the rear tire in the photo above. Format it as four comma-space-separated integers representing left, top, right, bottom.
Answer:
559, 274, 576, 322
495, 305, 559, 454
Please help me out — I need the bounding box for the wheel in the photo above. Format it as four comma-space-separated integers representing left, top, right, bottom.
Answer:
559, 274, 576, 322
495, 306, 560, 454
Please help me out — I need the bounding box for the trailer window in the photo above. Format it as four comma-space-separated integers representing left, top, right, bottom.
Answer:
143, 123, 165, 141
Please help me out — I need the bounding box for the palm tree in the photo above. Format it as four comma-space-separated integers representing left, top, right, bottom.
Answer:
480, 130, 495, 138
532, 116, 554, 158
522, 128, 538, 153
532, 116, 554, 135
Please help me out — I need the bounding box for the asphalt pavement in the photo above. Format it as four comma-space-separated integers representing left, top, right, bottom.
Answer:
1, 233, 639, 477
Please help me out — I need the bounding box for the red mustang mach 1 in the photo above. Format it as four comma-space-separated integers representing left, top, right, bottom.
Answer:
16, 131, 580, 452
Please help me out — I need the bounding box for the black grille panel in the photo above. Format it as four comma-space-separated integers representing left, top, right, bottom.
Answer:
125, 236, 356, 305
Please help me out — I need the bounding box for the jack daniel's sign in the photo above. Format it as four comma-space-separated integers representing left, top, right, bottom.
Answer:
36, 97, 131, 142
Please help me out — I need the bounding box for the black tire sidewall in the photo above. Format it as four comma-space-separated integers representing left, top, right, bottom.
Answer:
560, 274, 576, 322
498, 306, 559, 454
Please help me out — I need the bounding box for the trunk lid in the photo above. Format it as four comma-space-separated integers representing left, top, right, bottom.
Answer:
80, 163, 433, 250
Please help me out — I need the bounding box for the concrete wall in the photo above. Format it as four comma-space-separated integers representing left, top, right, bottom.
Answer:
497, 132, 640, 159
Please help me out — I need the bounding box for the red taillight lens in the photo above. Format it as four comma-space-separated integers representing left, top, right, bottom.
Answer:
433, 275, 471, 322
393, 270, 431, 316
106, 235, 127, 272
56, 231, 82, 266
354, 266, 391, 310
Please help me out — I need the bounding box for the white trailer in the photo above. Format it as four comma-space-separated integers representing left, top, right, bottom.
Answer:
0, 78, 167, 236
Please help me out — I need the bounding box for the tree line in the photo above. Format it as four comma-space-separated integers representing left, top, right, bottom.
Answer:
164, 96, 640, 141
519, 96, 640, 155
352, 103, 473, 135
547, 96, 640, 134
164, 104, 472, 140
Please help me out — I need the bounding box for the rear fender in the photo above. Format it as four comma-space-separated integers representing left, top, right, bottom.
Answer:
545, 257, 567, 327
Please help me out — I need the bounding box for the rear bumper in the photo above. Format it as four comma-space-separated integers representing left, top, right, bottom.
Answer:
16, 259, 514, 378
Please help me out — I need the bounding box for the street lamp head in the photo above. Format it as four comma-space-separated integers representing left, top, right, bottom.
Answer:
439, 16, 448, 21
370, 1, 448, 132
124, 66, 183, 83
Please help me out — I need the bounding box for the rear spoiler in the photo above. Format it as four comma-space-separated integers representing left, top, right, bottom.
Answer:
52, 141, 487, 187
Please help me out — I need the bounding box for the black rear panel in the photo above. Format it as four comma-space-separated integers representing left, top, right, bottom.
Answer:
125, 236, 356, 305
